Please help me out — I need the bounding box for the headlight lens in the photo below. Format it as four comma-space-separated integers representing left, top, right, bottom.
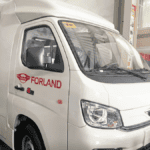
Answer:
81, 100, 123, 129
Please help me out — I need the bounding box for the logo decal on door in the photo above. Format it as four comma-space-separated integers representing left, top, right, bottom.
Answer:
17, 73, 62, 89
17, 73, 30, 83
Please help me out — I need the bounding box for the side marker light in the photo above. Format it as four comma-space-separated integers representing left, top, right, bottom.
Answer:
57, 100, 63, 104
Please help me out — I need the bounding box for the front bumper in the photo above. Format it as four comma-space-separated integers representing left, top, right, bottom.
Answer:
68, 123, 150, 150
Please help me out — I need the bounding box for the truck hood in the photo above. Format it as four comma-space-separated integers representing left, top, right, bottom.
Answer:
103, 82, 150, 110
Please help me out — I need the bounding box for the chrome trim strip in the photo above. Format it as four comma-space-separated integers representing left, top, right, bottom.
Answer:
121, 120, 150, 131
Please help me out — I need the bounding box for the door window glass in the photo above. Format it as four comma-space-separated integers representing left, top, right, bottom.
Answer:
22, 26, 64, 72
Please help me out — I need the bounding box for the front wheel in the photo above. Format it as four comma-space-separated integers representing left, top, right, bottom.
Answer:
15, 124, 45, 150
22, 135, 35, 150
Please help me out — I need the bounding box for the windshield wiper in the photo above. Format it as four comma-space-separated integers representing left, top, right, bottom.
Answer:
94, 63, 147, 80
135, 68, 149, 71
133, 68, 150, 73
116, 68, 147, 80
103, 63, 147, 80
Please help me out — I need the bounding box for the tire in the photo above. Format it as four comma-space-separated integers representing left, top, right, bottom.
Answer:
15, 124, 45, 150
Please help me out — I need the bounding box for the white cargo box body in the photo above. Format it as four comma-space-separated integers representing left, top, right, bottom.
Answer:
0, 0, 150, 150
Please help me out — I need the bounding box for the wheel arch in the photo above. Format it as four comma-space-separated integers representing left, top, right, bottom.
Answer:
14, 114, 46, 150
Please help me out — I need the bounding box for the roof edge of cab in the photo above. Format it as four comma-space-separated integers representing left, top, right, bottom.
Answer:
0, 0, 115, 30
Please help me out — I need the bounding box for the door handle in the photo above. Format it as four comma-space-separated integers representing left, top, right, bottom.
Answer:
14, 85, 24, 91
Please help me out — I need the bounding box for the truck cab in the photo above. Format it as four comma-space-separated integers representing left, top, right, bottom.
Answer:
1, 0, 150, 150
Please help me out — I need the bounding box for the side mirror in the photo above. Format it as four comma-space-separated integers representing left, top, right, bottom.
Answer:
26, 47, 52, 69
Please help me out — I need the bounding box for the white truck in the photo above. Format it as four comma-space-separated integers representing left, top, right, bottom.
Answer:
1, 0, 150, 150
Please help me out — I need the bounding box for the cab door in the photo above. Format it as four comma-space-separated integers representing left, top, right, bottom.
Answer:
13, 20, 70, 150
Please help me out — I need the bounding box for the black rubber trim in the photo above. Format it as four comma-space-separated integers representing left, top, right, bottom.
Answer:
121, 120, 150, 131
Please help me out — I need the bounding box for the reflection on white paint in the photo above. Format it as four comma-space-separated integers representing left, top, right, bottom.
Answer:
61, 0, 114, 23
96, 141, 100, 145
40, 48, 44, 64
0, 0, 11, 4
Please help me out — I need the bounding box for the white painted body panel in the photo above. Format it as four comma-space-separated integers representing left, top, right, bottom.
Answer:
68, 70, 109, 127
103, 83, 150, 111
121, 105, 150, 126
0, 1, 21, 148
12, 96, 68, 150
14, 0, 115, 30
68, 123, 149, 150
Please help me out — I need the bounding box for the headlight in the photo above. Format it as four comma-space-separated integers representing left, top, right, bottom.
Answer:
81, 100, 123, 129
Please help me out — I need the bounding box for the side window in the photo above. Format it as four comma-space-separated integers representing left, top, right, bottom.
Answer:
22, 26, 64, 72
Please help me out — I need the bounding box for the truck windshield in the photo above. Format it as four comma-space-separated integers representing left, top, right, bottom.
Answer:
60, 21, 150, 72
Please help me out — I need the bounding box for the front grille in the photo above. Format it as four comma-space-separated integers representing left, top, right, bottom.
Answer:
138, 143, 150, 150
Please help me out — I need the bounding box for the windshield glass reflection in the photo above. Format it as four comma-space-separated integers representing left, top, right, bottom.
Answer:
61, 21, 150, 72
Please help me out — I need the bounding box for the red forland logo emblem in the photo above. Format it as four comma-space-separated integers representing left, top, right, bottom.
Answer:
16, 73, 62, 89
17, 73, 30, 83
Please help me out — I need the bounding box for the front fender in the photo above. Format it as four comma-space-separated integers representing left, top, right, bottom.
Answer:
12, 96, 67, 150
